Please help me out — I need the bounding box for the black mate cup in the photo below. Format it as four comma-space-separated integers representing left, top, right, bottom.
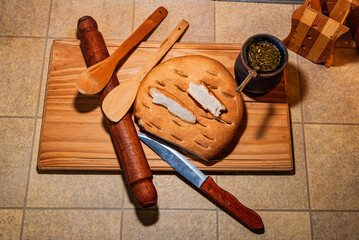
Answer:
234, 34, 288, 96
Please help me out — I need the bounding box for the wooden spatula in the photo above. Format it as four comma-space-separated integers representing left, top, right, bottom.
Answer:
76, 6, 168, 95
102, 20, 189, 122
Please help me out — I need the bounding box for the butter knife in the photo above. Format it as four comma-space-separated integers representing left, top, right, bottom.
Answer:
138, 133, 264, 232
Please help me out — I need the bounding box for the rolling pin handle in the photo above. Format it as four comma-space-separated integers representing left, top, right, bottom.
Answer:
78, 16, 98, 32
77, 16, 157, 208
132, 178, 158, 207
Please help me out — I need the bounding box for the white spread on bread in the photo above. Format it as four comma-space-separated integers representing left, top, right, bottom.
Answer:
134, 55, 243, 160
187, 82, 226, 117
149, 87, 196, 124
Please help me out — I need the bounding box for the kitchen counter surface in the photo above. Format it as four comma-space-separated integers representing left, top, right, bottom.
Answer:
0, 0, 358, 239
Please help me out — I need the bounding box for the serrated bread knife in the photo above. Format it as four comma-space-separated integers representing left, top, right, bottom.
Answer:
138, 133, 264, 232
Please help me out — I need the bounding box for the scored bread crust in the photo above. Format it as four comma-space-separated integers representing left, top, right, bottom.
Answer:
134, 55, 243, 160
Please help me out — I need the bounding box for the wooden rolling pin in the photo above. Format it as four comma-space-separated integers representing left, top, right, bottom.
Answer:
77, 16, 157, 208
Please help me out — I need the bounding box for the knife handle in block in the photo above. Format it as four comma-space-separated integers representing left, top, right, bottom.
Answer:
200, 177, 263, 231
77, 16, 157, 208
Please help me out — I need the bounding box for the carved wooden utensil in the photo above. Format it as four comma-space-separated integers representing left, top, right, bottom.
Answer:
77, 15, 163, 208
283, 0, 358, 67
102, 20, 189, 122
76, 6, 168, 95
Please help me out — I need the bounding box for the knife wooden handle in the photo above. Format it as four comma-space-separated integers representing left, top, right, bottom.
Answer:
77, 16, 159, 208
200, 177, 264, 232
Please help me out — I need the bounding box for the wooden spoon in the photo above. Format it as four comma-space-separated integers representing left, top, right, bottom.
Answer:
102, 20, 189, 122
76, 6, 168, 95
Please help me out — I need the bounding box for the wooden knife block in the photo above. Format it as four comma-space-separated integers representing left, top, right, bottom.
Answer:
283, 0, 358, 67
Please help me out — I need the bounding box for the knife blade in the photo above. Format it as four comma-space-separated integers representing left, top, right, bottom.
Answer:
142, 132, 208, 162
138, 132, 264, 232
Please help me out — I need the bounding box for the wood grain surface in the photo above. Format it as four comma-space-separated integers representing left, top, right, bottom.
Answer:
283, 5, 349, 67
38, 40, 293, 172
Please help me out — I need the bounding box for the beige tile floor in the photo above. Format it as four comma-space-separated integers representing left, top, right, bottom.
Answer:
0, 0, 358, 239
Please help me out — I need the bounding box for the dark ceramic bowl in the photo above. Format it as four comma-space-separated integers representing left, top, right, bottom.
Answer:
234, 34, 288, 96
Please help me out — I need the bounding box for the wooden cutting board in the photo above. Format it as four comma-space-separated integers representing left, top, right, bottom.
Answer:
38, 40, 292, 172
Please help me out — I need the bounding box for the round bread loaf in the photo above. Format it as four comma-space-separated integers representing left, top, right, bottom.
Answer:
134, 55, 243, 160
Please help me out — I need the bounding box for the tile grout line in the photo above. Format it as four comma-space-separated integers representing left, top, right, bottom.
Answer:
119, 182, 126, 240
0, 207, 24, 210
0, 116, 37, 119
309, 209, 359, 212
297, 52, 314, 240
122, 208, 329, 212
122, 208, 230, 212
4, 206, 358, 212
303, 123, 314, 240
132, 0, 135, 33
0, 35, 47, 39
246, 209, 359, 212
214, 0, 217, 44
2, 35, 127, 42
19, 0, 53, 239
302, 122, 359, 126
18, 207, 123, 211
17, 50, 41, 240
46, 36, 128, 41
